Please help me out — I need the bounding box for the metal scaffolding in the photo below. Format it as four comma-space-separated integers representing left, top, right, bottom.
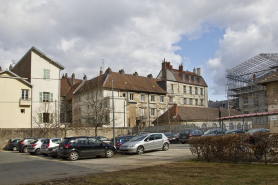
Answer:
226, 53, 278, 125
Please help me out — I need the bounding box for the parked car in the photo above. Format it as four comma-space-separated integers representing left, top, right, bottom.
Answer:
179, 129, 204, 144
40, 138, 63, 156
57, 136, 117, 161
96, 136, 111, 144
7, 138, 21, 151
47, 146, 59, 158
247, 128, 269, 143
133, 132, 149, 137
17, 137, 37, 153
202, 128, 227, 137
27, 138, 45, 155
119, 133, 170, 154
168, 133, 180, 144
164, 132, 175, 138
110, 135, 134, 150
225, 129, 246, 135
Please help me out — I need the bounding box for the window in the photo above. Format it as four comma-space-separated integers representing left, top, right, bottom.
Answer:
195, 87, 198, 95
183, 86, 186, 93
243, 96, 248, 104
21, 109, 25, 113
189, 98, 193, 105
123, 93, 126, 97
189, 87, 192, 94
98, 90, 102, 96
151, 95, 155, 102
151, 109, 155, 116
183, 98, 187, 104
201, 99, 203, 106
104, 115, 109, 122
104, 100, 108, 108
130, 94, 134, 101
43, 69, 50, 79
141, 94, 145, 102
171, 84, 174, 91
160, 96, 164, 103
169, 97, 173, 103
200, 88, 203, 96
21, 90, 29, 100
140, 108, 145, 116
195, 99, 198, 105
43, 113, 50, 123
43, 92, 50, 102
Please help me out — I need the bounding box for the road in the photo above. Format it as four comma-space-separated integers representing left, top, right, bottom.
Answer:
0, 144, 194, 185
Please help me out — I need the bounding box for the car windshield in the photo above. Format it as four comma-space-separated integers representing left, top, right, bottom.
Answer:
30, 140, 38, 144
51, 139, 61, 144
247, 128, 264, 134
204, 129, 216, 134
129, 134, 148, 141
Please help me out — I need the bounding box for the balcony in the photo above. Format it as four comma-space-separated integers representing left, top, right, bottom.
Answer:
19, 98, 31, 106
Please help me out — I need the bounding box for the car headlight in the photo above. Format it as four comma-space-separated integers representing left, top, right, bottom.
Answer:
129, 145, 135, 148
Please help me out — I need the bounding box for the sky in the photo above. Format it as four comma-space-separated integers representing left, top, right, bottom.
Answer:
1, 0, 278, 101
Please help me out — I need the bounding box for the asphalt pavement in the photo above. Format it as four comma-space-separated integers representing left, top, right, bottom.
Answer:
0, 144, 194, 185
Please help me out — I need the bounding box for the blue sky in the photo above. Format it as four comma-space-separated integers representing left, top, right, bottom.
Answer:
1, 0, 278, 101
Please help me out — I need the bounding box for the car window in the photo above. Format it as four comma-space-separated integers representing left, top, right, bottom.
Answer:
69, 139, 78, 144
43, 139, 50, 144
88, 138, 101, 144
155, 134, 162, 140
52, 139, 61, 144
30, 140, 38, 144
182, 130, 190, 134
78, 138, 88, 144
147, 135, 155, 141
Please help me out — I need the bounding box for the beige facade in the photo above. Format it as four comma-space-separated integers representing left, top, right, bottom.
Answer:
266, 81, 278, 133
0, 70, 32, 128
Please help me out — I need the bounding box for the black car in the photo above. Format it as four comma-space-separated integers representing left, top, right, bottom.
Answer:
47, 146, 59, 158
57, 136, 117, 161
168, 133, 180, 144
225, 129, 246, 135
202, 128, 227, 137
179, 129, 204, 144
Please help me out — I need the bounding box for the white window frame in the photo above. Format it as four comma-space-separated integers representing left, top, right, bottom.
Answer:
130, 93, 134, 101
160, 96, 164, 103
141, 94, 145, 102
43, 69, 50, 79
183, 98, 187, 104
183, 86, 186, 93
195, 87, 198, 95
200, 88, 203, 96
21, 89, 29, 100
151, 108, 155, 116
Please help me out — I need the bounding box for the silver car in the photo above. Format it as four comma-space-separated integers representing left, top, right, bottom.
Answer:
41, 138, 63, 156
27, 138, 45, 155
119, 133, 170, 154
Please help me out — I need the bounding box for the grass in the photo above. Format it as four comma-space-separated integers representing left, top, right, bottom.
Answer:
25, 160, 278, 185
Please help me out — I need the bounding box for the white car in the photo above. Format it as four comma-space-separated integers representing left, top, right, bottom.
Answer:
119, 133, 170, 154
40, 138, 63, 156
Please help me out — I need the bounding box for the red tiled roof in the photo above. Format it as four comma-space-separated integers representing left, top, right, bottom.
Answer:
60, 76, 82, 97
172, 69, 208, 87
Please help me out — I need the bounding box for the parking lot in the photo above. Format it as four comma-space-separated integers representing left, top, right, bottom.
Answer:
0, 144, 193, 185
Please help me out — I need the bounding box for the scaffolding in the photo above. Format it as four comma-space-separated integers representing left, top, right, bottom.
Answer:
226, 53, 278, 125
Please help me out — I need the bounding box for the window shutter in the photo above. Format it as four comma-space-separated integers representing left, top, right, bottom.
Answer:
50, 93, 53, 102
39, 92, 42, 102
39, 113, 43, 124
47, 70, 50, 79
50, 113, 53, 123
43, 69, 46, 79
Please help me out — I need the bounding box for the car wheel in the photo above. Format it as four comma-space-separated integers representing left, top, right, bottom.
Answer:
43, 153, 48, 156
12, 147, 17, 151
162, 143, 169, 151
35, 149, 41, 155
69, 151, 79, 161
61, 156, 68, 160
105, 149, 114, 158
137, 146, 144, 155
23, 147, 27, 153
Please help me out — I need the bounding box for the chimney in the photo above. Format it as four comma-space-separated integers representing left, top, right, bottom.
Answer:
253, 74, 256, 82
179, 73, 185, 81
170, 65, 173, 70
105, 67, 112, 75
0, 66, 2, 72
100, 67, 103, 76
147, 74, 153, 80
193, 68, 196, 74
197, 68, 201, 76
173, 104, 178, 116
179, 64, 183, 72
162, 58, 167, 80
71, 73, 75, 86
119, 69, 125, 76
133, 71, 138, 78
65, 73, 68, 78
62, 74, 65, 78
83, 74, 87, 81
9, 64, 13, 70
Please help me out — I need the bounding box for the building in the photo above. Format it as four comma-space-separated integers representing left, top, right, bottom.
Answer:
70, 67, 168, 128
156, 59, 208, 107
226, 53, 278, 127
257, 72, 278, 133
153, 104, 243, 130
11, 46, 64, 128
0, 68, 33, 128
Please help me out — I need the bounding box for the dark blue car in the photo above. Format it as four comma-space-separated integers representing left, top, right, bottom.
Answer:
110, 136, 134, 150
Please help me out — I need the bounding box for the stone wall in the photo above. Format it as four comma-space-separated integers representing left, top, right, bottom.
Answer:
0, 127, 138, 150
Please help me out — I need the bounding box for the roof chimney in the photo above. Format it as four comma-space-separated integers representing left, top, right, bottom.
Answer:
105, 67, 112, 75
65, 73, 68, 78
162, 59, 167, 80
253, 74, 256, 82
100, 67, 103, 76
119, 69, 125, 76
173, 103, 178, 116
9, 64, 13, 70
83, 74, 87, 81
147, 74, 153, 80
193, 68, 196, 74
133, 71, 138, 78
197, 68, 201, 76
71, 73, 75, 86
170, 65, 173, 70
179, 64, 183, 72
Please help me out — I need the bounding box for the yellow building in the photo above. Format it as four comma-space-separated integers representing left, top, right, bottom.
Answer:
0, 69, 33, 128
